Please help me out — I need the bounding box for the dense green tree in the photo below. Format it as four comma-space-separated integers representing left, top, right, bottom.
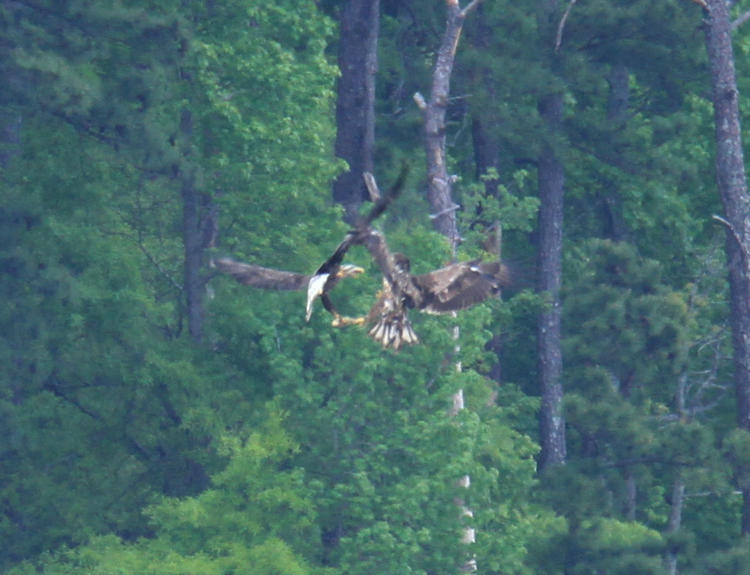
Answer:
7, 412, 323, 575
6, 0, 750, 573
0, 0, 339, 569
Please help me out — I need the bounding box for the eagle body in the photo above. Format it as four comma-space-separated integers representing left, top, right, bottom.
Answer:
362, 230, 512, 350
367, 276, 420, 350
413, 260, 510, 315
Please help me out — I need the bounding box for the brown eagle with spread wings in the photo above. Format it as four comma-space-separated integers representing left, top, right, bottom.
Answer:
359, 230, 511, 350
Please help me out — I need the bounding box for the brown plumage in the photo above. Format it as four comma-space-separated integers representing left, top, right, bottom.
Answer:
412, 259, 511, 314
362, 230, 511, 350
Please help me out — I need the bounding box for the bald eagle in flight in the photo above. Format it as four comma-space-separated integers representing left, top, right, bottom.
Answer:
213, 256, 365, 325
214, 167, 408, 325
359, 230, 511, 350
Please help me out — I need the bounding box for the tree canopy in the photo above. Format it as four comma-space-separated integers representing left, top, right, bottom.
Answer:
3, 1, 750, 574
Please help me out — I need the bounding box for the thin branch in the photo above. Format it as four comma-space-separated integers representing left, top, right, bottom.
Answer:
712, 214, 750, 264
732, 9, 750, 31
555, 0, 578, 52
44, 377, 104, 422
460, 0, 486, 18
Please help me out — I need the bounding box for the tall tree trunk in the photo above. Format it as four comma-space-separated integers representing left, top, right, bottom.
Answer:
469, 4, 502, 199
469, 5, 504, 383
179, 108, 211, 343
703, 0, 750, 535
0, 110, 22, 170
601, 64, 629, 242
536, 0, 567, 472
332, 0, 380, 223
417, 2, 484, 570
415, 0, 483, 242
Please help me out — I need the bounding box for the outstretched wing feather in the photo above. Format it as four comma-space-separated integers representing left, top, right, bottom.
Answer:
215, 258, 310, 291
413, 261, 510, 313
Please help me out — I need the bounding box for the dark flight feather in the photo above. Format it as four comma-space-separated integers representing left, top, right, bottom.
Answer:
213, 258, 309, 290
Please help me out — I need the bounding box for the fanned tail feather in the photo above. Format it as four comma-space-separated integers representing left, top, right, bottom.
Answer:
368, 314, 419, 351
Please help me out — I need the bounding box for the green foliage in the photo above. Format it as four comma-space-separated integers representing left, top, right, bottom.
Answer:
8, 413, 323, 575
3, 0, 750, 573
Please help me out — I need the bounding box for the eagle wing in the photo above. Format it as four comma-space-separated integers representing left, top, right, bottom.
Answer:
315, 166, 409, 276
214, 257, 310, 291
412, 260, 510, 314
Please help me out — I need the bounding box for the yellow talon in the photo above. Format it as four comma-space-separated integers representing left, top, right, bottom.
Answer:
331, 315, 366, 327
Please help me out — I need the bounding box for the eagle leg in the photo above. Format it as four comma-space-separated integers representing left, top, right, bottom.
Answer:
331, 314, 367, 328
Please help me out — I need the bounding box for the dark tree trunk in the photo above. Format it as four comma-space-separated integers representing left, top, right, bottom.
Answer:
536, 95, 566, 471
471, 115, 501, 198
536, 0, 566, 472
469, 5, 504, 384
178, 108, 215, 343
601, 64, 629, 242
0, 110, 22, 170
703, 0, 750, 534
332, 0, 380, 223
469, 4, 502, 199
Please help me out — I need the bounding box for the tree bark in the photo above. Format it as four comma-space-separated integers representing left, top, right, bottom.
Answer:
179, 108, 213, 343
601, 64, 629, 242
535, 0, 567, 472
332, 0, 380, 223
664, 475, 685, 575
416, 0, 483, 241
703, 0, 750, 534
416, 3, 483, 571
0, 110, 22, 170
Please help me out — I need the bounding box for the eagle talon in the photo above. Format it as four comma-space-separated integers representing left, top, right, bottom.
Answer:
331, 315, 366, 327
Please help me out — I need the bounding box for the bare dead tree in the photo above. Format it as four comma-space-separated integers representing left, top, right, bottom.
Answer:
414, 1, 485, 571
701, 0, 750, 534
414, 0, 484, 242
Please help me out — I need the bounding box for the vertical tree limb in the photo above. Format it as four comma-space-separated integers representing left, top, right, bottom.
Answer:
332, 0, 380, 223
703, 0, 750, 534
536, 0, 567, 472
417, 2, 484, 571
179, 108, 205, 343
417, 0, 484, 241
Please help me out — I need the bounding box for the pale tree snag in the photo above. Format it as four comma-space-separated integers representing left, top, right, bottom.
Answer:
664, 371, 689, 575
702, 0, 750, 534
416, 2, 484, 571
415, 0, 484, 241
554, 0, 577, 52
332, 0, 380, 223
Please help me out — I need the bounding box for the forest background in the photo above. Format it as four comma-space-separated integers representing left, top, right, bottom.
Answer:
3, 0, 750, 573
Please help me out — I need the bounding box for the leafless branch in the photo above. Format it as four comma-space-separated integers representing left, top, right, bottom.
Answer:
732, 9, 750, 31
555, 0, 578, 52
712, 214, 750, 267
460, 0, 486, 18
